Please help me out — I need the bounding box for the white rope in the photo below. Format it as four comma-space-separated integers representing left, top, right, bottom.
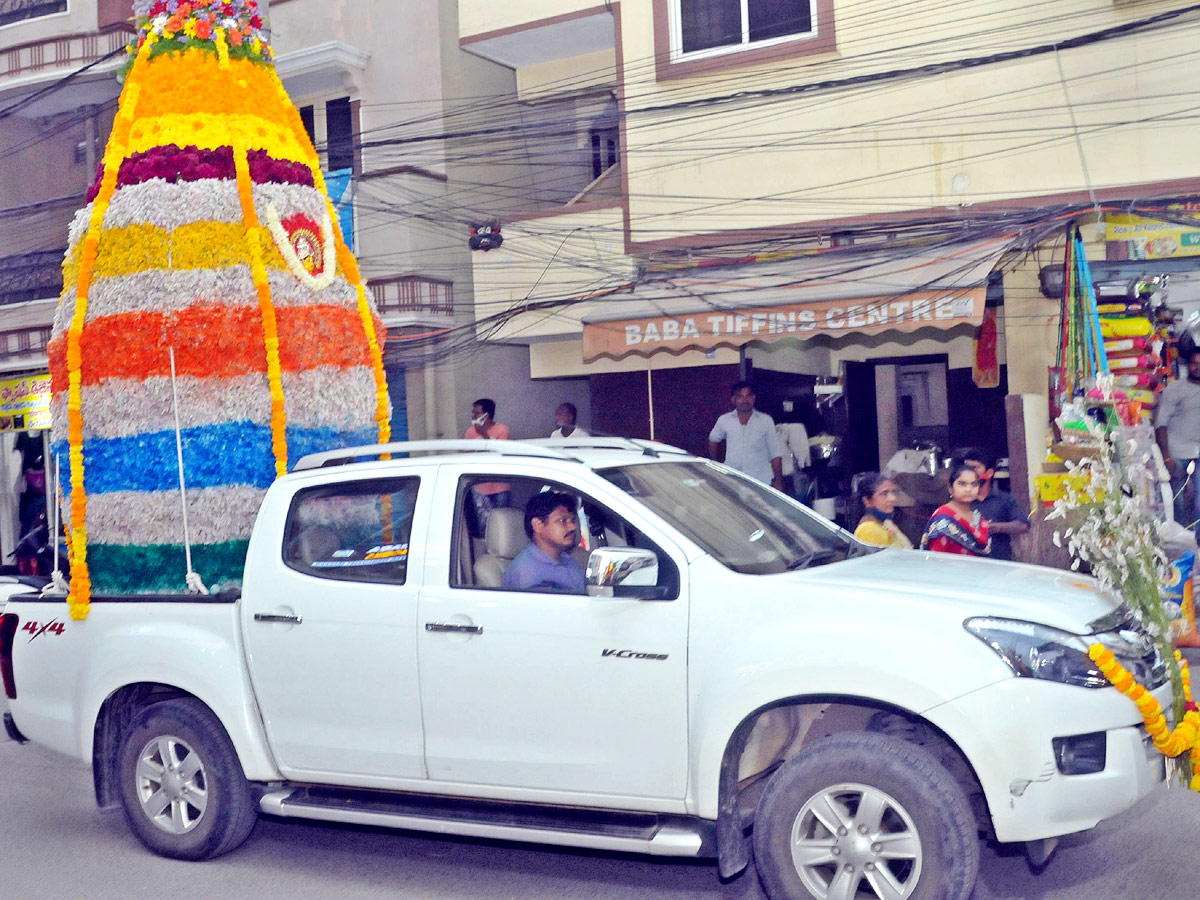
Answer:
48, 453, 64, 594
169, 347, 209, 595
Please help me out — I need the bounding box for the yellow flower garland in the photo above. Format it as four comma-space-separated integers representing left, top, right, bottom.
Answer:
1088, 644, 1200, 791
62, 33, 159, 620
216, 29, 289, 478
261, 66, 391, 449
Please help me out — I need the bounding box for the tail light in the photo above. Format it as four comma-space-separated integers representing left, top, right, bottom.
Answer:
0, 613, 18, 699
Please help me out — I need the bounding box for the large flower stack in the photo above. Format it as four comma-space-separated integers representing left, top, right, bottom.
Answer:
48, 0, 390, 619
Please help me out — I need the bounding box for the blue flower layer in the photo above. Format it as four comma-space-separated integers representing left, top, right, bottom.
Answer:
52, 421, 379, 494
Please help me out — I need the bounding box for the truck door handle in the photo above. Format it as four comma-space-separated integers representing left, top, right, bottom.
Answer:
254, 613, 303, 625
425, 622, 483, 634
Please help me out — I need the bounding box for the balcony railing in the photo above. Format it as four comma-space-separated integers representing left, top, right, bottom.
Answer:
0, 25, 130, 80
370, 275, 454, 316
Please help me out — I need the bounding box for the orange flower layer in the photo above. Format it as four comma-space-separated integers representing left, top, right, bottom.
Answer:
122, 51, 313, 166
125, 113, 311, 164
133, 52, 278, 120
47, 304, 383, 392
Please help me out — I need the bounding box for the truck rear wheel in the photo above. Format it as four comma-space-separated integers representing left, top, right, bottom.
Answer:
118, 697, 257, 860
752, 731, 978, 900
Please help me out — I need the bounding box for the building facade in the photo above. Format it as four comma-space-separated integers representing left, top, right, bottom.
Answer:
459, 0, 1200, 516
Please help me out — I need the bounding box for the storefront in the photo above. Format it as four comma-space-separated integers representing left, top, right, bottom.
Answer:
0, 372, 53, 574
577, 237, 1018, 526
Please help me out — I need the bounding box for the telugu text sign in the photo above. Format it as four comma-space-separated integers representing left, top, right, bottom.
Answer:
0, 373, 51, 430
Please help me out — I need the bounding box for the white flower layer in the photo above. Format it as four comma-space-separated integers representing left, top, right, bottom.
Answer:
68, 179, 333, 246
83, 484, 266, 546
55, 266, 359, 328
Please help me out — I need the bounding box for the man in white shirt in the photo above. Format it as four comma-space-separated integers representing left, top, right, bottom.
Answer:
776, 418, 812, 504
709, 381, 785, 490
550, 403, 588, 439
1156, 347, 1200, 530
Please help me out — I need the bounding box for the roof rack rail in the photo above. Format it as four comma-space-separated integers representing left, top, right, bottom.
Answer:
525, 437, 691, 457
293, 439, 572, 472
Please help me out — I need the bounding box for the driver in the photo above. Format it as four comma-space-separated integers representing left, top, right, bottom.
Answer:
502, 491, 587, 594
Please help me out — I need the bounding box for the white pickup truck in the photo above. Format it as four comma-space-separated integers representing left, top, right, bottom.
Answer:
0, 438, 1171, 900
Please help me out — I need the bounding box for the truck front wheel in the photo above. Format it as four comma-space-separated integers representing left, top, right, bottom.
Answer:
118, 697, 257, 860
752, 731, 979, 900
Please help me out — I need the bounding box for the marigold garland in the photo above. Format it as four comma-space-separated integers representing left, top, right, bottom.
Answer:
62, 33, 159, 619
216, 28, 289, 477
258, 63, 391, 447
1089, 644, 1200, 790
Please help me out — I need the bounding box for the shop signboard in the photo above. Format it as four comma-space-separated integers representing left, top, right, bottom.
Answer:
1105, 207, 1200, 259
0, 373, 51, 430
582, 289, 985, 362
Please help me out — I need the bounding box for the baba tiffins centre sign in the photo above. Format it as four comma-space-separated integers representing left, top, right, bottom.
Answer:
582, 289, 985, 362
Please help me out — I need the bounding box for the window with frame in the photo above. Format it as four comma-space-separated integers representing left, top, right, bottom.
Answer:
675, 0, 815, 57
451, 475, 679, 598
0, 1, 67, 29
282, 477, 419, 584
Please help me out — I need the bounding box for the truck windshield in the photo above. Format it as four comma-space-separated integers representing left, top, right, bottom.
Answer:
599, 460, 863, 575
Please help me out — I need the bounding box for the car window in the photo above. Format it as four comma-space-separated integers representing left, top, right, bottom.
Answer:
282, 477, 418, 584
600, 460, 851, 575
452, 475, 678, 597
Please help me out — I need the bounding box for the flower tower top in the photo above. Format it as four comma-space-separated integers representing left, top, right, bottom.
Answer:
49, 0, 391, 620
130, 0, 272, 60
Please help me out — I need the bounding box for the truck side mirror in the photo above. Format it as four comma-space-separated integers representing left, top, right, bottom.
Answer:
586, 547, 667, 600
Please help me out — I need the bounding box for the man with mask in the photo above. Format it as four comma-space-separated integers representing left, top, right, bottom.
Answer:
960, 448, 1028, 561
550, 402, 588, 439
709, 381, 785, 491
464, 398, 510, 534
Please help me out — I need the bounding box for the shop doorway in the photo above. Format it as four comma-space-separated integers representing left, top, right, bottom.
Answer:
845, 354, 949, 475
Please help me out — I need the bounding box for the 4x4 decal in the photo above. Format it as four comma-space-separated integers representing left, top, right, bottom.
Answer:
22, 619, 64, 641
601, 648, 668, 661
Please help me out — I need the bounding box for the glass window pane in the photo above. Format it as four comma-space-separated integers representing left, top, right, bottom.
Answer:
600, 461, 849, 575
748, 0, 813, 42
283, 478, 418, 584
679, 0, 743, 53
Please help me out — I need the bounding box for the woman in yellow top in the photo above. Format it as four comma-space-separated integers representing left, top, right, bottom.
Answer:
852, 472, 913, 549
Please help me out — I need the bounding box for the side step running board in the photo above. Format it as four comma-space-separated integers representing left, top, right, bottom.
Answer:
259, 785, 711, 857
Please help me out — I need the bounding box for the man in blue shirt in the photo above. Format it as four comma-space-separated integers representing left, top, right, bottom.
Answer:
502, 491, 587, 594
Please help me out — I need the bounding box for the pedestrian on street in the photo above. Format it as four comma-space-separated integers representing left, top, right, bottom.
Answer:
920, 462, 991, 556
708, 381, 785, 491
852, 472, 913, 549
464, 397, 511, 534
550, 402, 588, 439
958, 448, 1029, 561
1156, 346, 1200, 531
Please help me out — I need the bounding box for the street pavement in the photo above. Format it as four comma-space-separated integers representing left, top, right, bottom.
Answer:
2, 692, 1198, 900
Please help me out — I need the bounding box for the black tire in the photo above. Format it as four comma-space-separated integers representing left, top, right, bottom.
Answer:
753, 731, 979, 900
118, 697, 257, 860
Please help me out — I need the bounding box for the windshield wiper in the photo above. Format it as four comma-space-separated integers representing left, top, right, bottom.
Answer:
785, 549, 839, 571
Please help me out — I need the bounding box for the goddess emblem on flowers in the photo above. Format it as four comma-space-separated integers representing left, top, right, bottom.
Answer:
266, 204, 337, 290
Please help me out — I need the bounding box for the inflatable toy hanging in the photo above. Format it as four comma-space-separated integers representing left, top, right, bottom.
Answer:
48, 0, 390, 618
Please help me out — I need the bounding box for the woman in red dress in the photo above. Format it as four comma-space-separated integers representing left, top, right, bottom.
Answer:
920, 462, 991, 557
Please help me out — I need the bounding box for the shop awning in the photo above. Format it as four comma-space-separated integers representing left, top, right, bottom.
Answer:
581, 237, 1015, 362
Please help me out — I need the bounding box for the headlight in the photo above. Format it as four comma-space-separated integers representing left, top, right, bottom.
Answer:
964, 617, 1108, 688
